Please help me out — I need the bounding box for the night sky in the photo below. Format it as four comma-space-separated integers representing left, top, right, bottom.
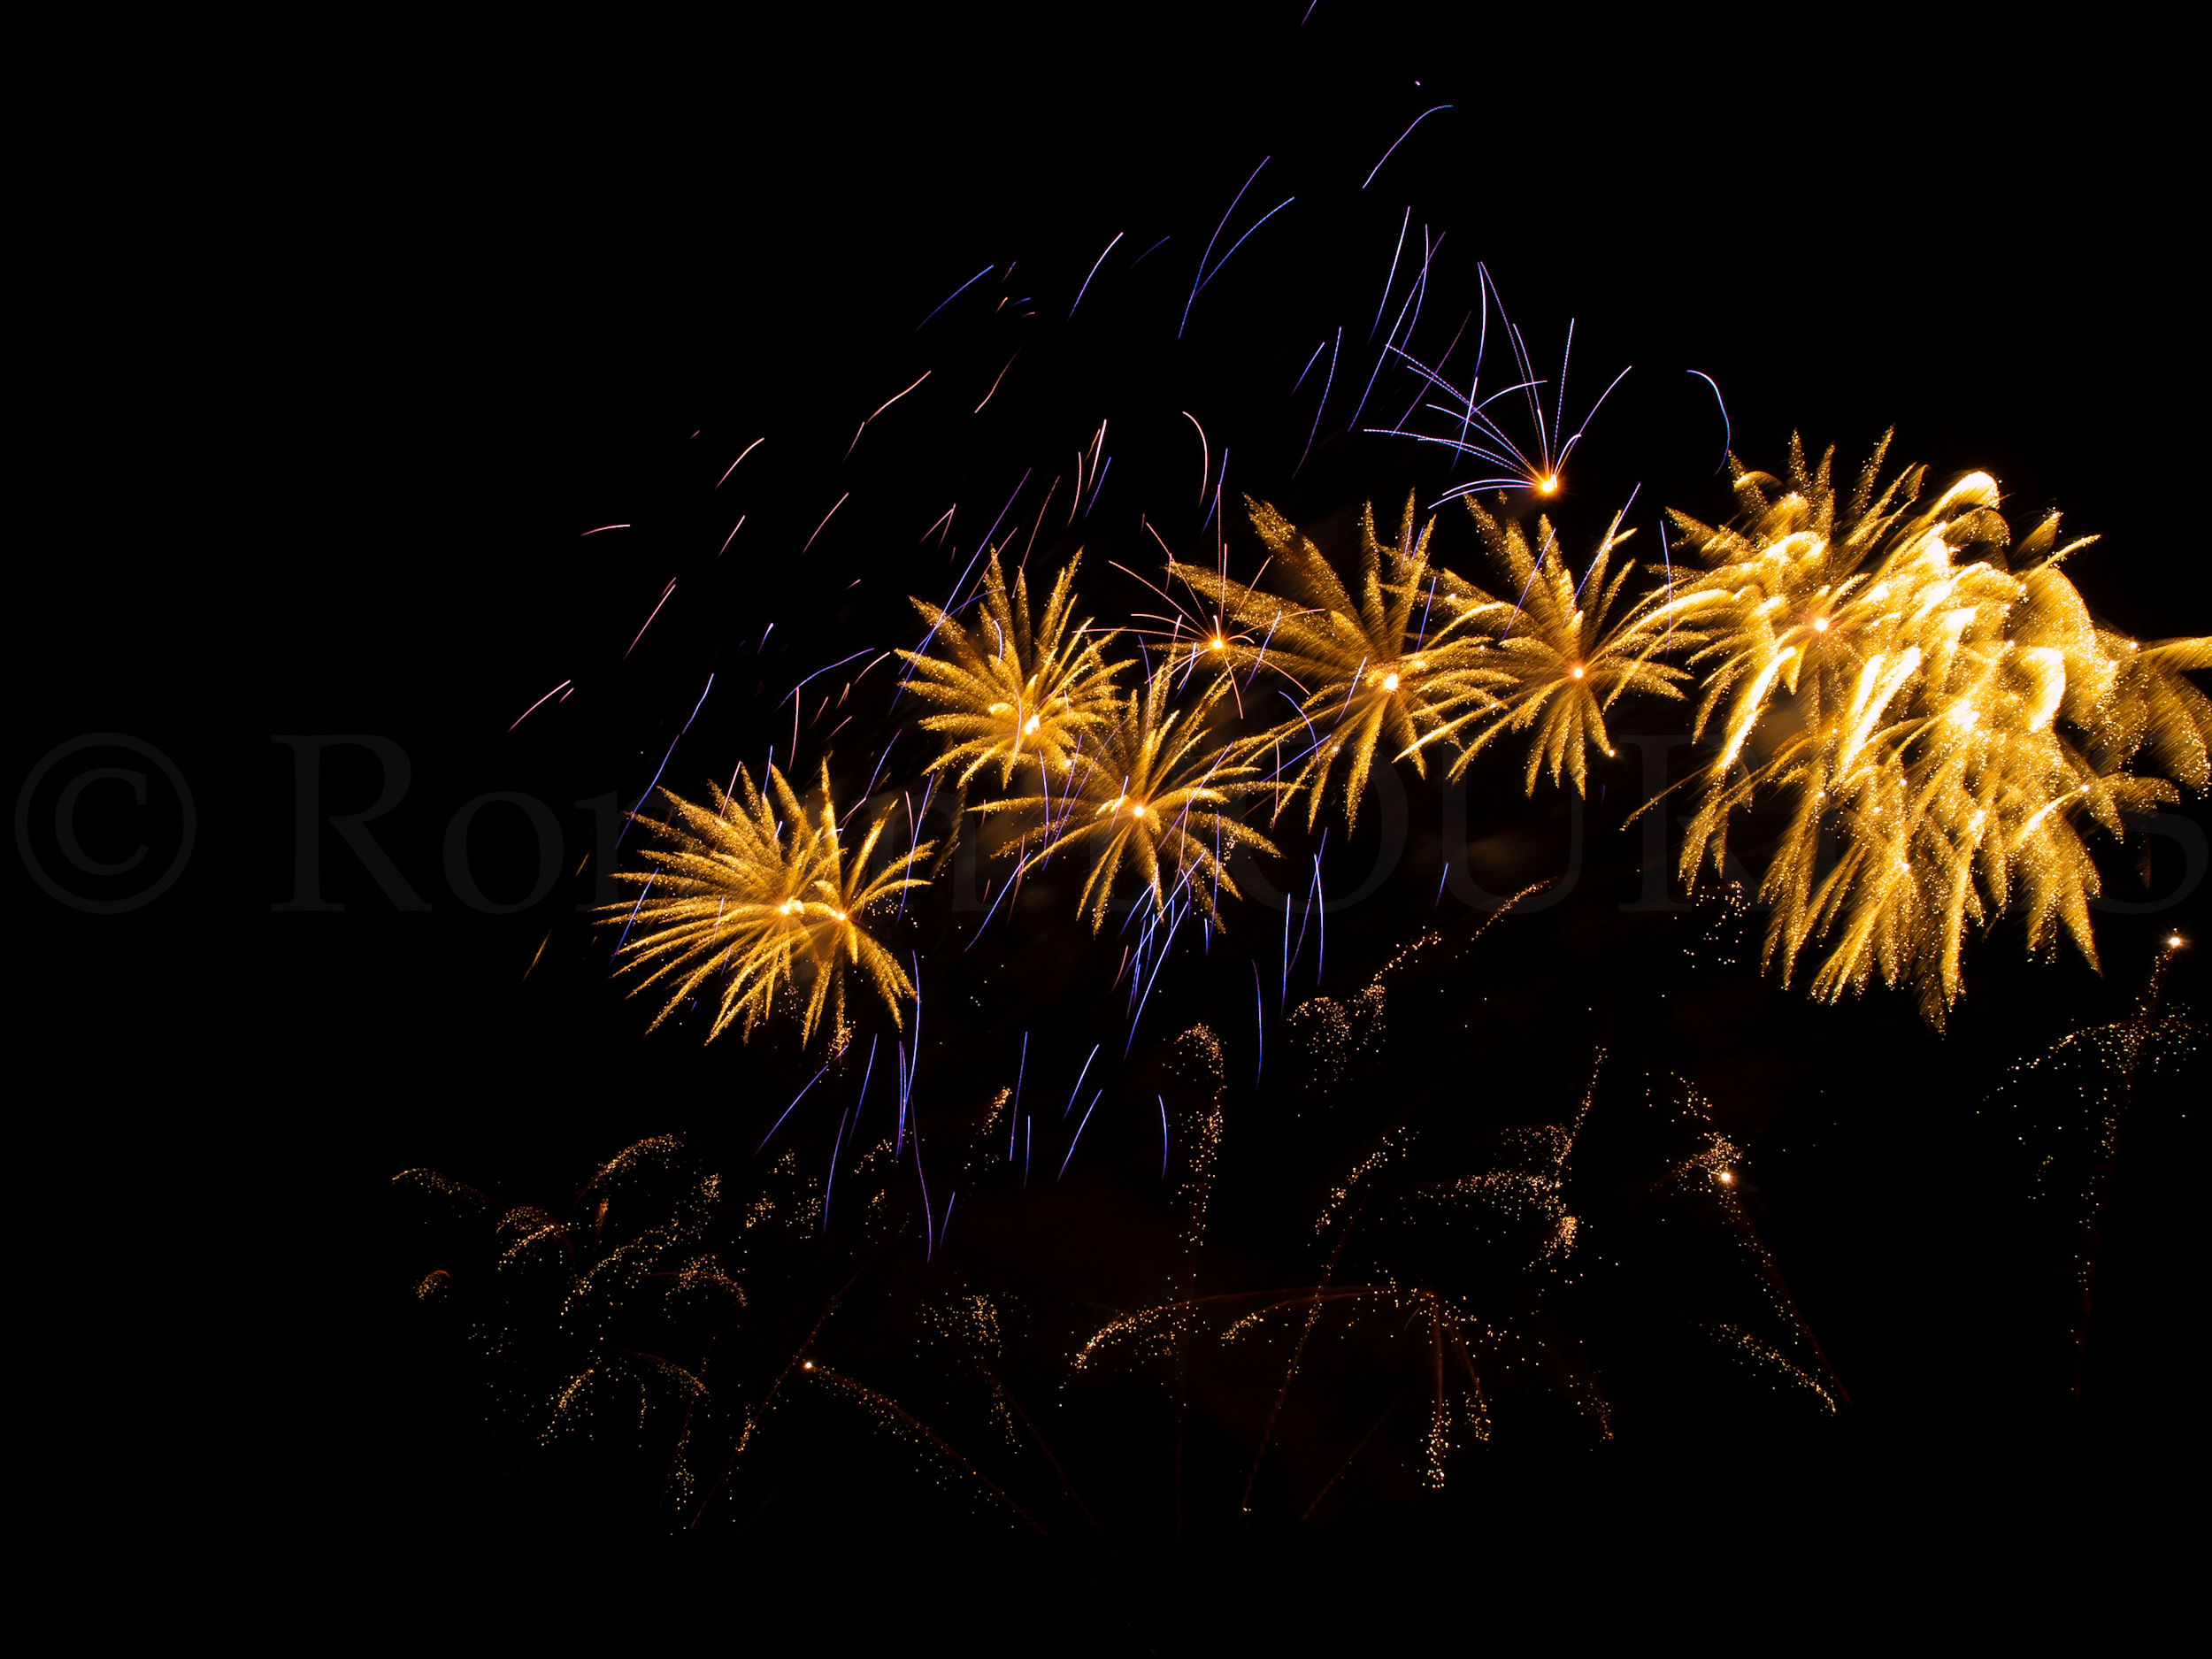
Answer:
19, 11, 2201, 1625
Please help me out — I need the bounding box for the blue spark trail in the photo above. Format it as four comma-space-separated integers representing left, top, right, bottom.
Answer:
863, 730, 900, 800
1297, 327, 1341, 474
823, 1108, 850, 1233
895, 472, 1031, 703
1362, 106, 1451, 190
895, 1041, 910, 1152
1312, 850, 1327, 986
1687, 369, 1731, 472
1253, 961, 1265, 1082
1127, 901, 1189, 1049
1084, 455, 1113, 517
853, 1034, 879, 1126
612, 871, 657, 956
966, 851, 1025, 948
618, 674, 714, 846
915, 264, 993, 333
1181, 157, 1269, 338
915, 1123, 933, 1260
1069, 231, 1123, 316
1064, 1044, 1100, 1118
1190, 199, 1294, 305
1371, 207, 1409, 341
1059, 1090, 1105, 1180
758, 1059, 832, 1155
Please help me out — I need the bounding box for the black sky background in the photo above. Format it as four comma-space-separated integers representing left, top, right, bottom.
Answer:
14, 9, 2202, 1606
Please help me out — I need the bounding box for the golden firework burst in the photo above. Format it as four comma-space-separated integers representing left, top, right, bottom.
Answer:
1405, 498, 1692, 794
1168, 495, 1513, 830
1647, 438, 2211, 1024
608, 763, 934, 1044
894, 547, 1125, 791
979, 660, 1279, 930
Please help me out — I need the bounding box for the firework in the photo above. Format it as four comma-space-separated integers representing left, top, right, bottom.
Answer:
1382, 330, 1631, 507
421, 84, 2210, 1547
1168, 494, 1513, 829
894, 546, 1125, 792
979, 658, 1278, 930
1406, 497, 1691, 794
607, 763, 934, 1044
1647, 439, 2211, 1024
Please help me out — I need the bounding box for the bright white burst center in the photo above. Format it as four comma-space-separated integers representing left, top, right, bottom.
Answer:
1382, 672, 1400, 691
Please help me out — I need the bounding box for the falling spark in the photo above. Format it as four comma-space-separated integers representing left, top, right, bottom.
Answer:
1182, 157, 1270, 338
915, 264, 993, 333
1070, 231, 1125, 316
1686, 370, 1730, 472
625, 580, 678, 658
1059, 1090, 1105, 1180
1362, 105, 1451, 190
716, 436, 765, 488
509, 680, 572, 733
800, 494, 850, 557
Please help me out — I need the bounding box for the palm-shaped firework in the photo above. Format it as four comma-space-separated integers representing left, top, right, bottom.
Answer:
894, 547, 1125, 792
1407, 499, 1690, 794
1168, 495, 1511, 831
608, 763, 934, 1045
979, 660, 1278, 930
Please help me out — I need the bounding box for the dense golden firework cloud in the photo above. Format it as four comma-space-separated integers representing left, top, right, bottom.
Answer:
1642, 438, 2209, 1024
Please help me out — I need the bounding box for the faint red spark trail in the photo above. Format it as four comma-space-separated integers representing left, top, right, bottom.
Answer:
974, 348, 1022, 412
801, 494, 850, 557
508, 680, 572, 732
716, 437, 765, 488
1181, 411, 1209, 505
865, 371, 931, 423
625, 580, 677, 658
581, 524, 630, 535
